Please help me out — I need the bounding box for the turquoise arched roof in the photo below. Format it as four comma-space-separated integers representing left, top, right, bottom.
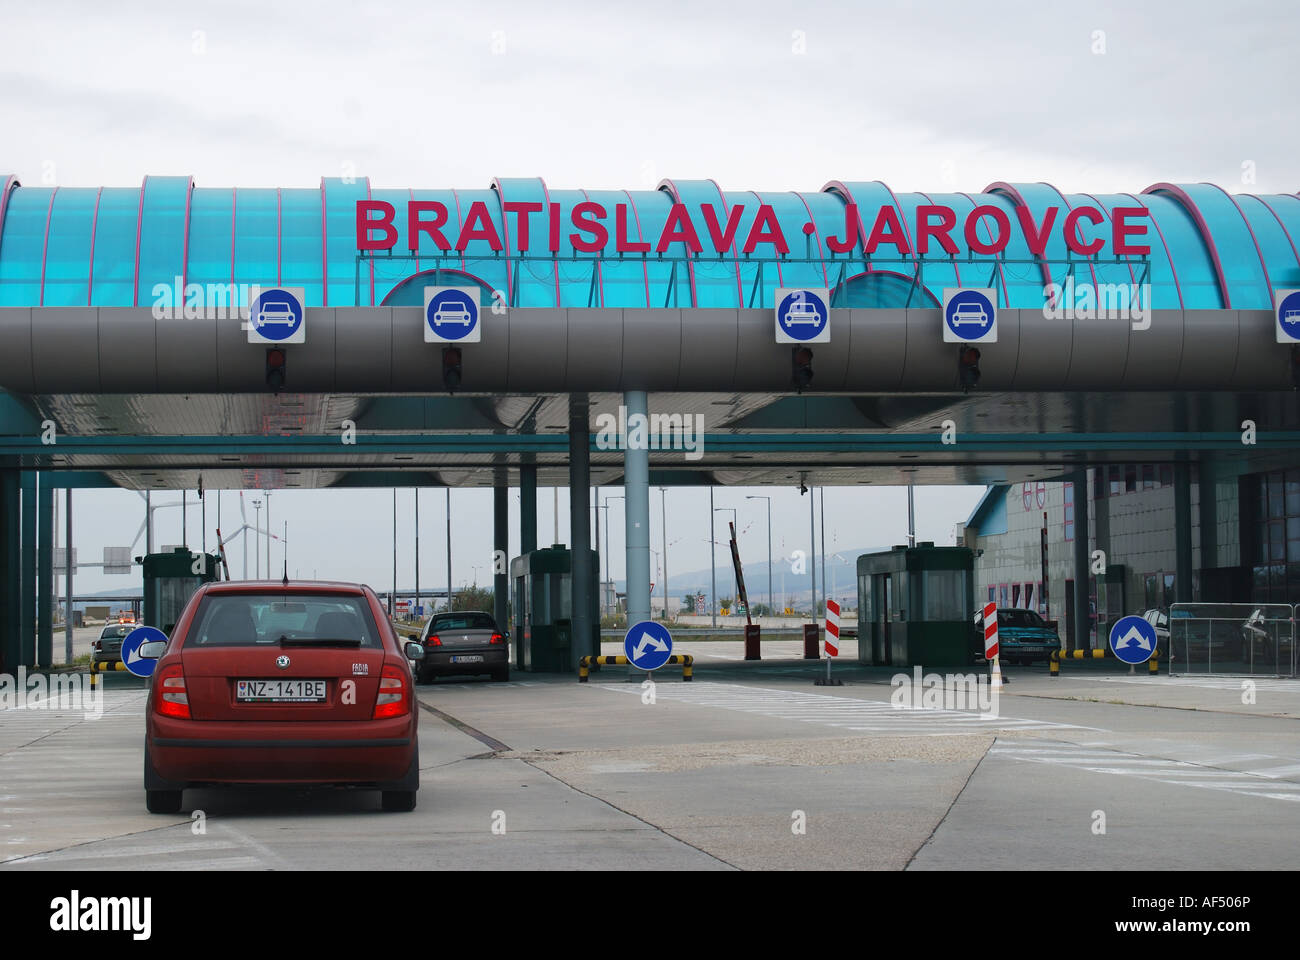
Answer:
1, 174, 1297, 310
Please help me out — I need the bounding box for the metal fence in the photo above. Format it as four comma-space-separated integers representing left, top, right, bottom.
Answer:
1167, 603, 1296, 677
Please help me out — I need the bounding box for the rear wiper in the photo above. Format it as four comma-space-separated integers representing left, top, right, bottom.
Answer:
277, 636, 362, 647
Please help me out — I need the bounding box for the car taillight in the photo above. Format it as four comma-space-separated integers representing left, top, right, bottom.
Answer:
372, 664, 410, 719
155, 664, 190, 719
426, 634, 442, 646
490, 633, 504, 644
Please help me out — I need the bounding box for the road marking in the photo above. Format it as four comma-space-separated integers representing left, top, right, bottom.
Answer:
1086, 676, 1300, 692
990, 740, 1300, 803
598, 681, 1078, 735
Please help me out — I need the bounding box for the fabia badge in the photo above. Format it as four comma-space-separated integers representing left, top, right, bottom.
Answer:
276, 655, 291, 669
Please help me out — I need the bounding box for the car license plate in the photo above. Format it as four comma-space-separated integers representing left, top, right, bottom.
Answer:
450, 655, 483, 664
236, 679, 328, 702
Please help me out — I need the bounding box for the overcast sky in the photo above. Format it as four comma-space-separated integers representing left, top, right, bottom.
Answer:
3, 0, 1297, 597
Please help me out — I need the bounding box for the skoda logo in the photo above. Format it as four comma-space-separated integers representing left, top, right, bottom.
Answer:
276, 655, 291, 670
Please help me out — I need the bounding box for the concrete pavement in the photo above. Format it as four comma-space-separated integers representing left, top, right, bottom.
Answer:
2, 651, 1298, 870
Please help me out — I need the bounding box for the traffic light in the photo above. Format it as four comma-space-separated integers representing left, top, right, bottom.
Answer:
442, 347, 463, 392
791, 346, 814, 392
958, 345, 981, 391
265, 348, 286, 392
1291, 345, 1300, 389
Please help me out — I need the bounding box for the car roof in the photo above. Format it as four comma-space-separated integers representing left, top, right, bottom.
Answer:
200, 580, 369, 596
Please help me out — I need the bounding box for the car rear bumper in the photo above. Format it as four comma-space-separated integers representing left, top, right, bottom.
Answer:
419, 647, 507, 674
146, 714, 416, 785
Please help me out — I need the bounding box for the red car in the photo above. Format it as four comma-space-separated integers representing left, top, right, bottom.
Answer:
142, 581, 421, 814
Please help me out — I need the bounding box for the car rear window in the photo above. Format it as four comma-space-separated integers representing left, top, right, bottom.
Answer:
100, 625, 131, 638
428, 612, 497, 632
997, 609, 1045, 628
186, 594, 382, 648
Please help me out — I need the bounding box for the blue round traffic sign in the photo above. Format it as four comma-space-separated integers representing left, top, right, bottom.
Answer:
426, 289, 479, 341
776, 290, 828, 341
944, 289, 995, 341
121, 626, 168, 677
1109, 615, 1158, 665
1277, 290, 1300, 341
249, 288, 303, 342
624, 620, 674, 671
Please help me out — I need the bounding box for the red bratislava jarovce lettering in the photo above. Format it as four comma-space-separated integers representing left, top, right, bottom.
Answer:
356, 199, 1151, 258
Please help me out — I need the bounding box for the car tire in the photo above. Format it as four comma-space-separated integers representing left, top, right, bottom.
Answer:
491, 667, 509, 682
146, 789, 183, 814
381, 790, 417, 812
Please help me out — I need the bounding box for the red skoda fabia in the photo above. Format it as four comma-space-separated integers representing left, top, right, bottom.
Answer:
143, 581, 421, 813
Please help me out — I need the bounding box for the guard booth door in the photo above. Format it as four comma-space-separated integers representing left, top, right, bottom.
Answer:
874, 573, 893, 665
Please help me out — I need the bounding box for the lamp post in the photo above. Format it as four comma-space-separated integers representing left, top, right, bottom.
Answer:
265, 490, 272, 582
607, 495, 625, 616
659, 487, 669, 623
649, 548, 661, 617
746, 495, 772, 615
251, 499, 262, 579
595, 503, 610, 614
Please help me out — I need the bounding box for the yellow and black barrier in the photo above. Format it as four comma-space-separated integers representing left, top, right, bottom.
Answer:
579, 654, 693, 682
88, 660, 130, 687
1049, 648, 1160, 677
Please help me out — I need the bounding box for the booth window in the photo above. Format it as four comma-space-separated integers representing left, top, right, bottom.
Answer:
920, 570, 967, 621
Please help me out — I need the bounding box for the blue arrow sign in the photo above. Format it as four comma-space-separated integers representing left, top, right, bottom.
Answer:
121, 625, 168, 677
1108, 614, 1157, 665
623, 620, 673, 671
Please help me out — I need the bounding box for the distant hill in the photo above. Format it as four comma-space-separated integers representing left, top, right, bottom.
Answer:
612, 544, 899, 606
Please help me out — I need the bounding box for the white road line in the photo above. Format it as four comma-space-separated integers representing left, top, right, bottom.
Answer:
1087, 676, 1300, 692
991, 740, 1300, 804
599, 681, 1078, 735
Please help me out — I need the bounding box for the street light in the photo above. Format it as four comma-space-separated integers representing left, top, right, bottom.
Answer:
649, 547, 661, 617
659, 487, 669, 623
250, 499, 262, 579
746, 495, 772, 615
606, 495, 625, 616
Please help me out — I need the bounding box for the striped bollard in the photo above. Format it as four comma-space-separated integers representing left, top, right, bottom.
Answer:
815, 598, 843, 686
984, 602, 1004, 688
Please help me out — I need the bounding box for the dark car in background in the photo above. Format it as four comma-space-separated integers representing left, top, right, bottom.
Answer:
91, 622, 133, 665
416, 611, 509, 683
973, 607, 1062, 665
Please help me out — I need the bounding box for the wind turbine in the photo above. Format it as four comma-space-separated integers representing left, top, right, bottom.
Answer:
216, 491, 285, 579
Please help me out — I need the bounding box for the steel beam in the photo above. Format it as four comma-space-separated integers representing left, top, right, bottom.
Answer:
37, 474, 52, 667
568, 394, 593, 670
624, 390, 651, 678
